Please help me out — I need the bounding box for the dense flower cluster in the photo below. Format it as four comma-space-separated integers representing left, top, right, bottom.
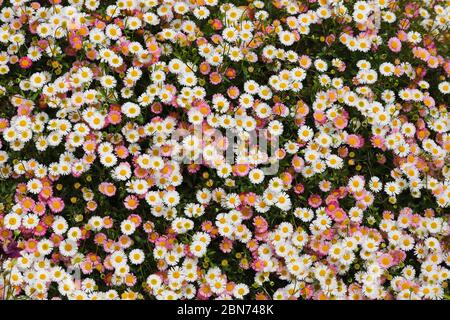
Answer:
0, 0, 449, 300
